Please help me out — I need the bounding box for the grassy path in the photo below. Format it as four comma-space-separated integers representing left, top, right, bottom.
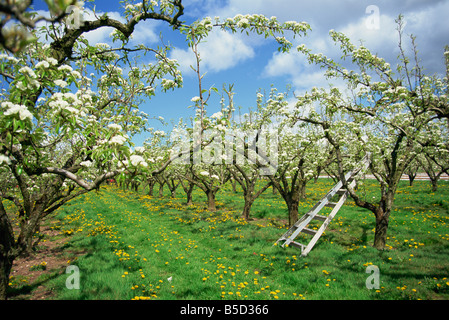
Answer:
51, 187, 298, 300
42, 180, 449, 300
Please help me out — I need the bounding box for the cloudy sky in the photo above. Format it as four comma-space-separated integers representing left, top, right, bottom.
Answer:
35, 0, 449, 146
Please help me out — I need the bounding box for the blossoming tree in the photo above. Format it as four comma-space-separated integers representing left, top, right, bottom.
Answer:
268, 98, 334, 227
0, 0, 185, 300
291, 16, 448, 250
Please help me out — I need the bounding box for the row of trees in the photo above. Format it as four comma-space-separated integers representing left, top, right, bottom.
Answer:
114, 15, 449, 254
0, 1, 447, 300
123, 129, 448, 214
0, 0, 311, 299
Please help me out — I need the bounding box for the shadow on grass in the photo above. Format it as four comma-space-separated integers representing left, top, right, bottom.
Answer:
7, 271, 62, 300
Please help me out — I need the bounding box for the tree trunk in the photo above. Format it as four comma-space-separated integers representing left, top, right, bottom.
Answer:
373, 209, 390, 250
298, 181, 307, 200
17, 211, 40, 257
373, 191, 394, 250
0, 256, 13, 300
185, 185, 194, 205
180, 180, 194, 205
231, 179, 237, 193
147, 181, 155, 196
158, 183, 164, 198
167, 180, 179, 198
287, 200, 299, 227
186, 191, 193, 206
0, 201, 15, 300
407, 174, 415, 186
206, 189, 216, 211
241, 195, 254, 221
430, 178, 439, 192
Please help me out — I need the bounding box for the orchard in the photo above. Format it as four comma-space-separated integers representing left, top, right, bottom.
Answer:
0, 0, 448, 301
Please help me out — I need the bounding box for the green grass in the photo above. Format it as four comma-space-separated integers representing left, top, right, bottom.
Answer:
42, 178, 449, 300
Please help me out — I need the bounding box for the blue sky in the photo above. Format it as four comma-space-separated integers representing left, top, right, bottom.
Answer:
33, 0, 449, 147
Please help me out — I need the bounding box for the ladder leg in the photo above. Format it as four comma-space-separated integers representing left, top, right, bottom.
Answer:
301, 192, 348, 256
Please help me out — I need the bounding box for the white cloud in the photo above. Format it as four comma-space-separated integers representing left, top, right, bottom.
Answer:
170, 29, 255, 75
263, 51, 302, 78
170, 47, 195, 74
203, 0, 448, 86
338, 13, 400, 61
131, 20, 160, 45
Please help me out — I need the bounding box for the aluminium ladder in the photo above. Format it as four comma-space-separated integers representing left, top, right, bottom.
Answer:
275, 154, 371, 257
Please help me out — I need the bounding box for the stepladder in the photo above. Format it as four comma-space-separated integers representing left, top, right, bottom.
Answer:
275, 155, 371, 257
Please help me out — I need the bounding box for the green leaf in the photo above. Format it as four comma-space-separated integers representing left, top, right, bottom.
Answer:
5, 131, 12, 144
12, 118, 18, 132
211, 87, 219, 94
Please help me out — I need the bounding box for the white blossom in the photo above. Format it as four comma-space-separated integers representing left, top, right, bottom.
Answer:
36, 61, 50, 69
29, 79, 40, 89
2, 102, 33, 121
108, 123, 122, 131
64, 106, 79, 114
134, 146, 145, 153
80, 160, 93, 167
237, 18, 249, 28
16, 81, 27, 91
58, 65, 73, 73
19, 66, 37, 78
71, 70, 82, 78
216, 124, 226, 131
95, 43, 110, 49
143, 85, 155, 93
54, 79, 68, 88
49, 99, 69, 110
109, 135, 128, 145
0, 154, 11, 165
0, 54, 19, 63
46, 57, 58, 66
130, 155, 148, 167
211, 111, 223, 119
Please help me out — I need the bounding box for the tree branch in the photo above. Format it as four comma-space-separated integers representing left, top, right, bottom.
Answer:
50, 3, 185, 62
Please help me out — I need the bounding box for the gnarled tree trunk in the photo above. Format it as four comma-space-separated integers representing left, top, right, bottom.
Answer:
206, 189, 216, 211
0, 201, 15, 300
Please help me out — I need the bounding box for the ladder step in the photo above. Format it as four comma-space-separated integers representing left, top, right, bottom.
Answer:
311, 214, 327, 222
288, 241, 305, 249
336, 189, 347, 195
325, 202, 337, 208
301, 227, 317, 235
